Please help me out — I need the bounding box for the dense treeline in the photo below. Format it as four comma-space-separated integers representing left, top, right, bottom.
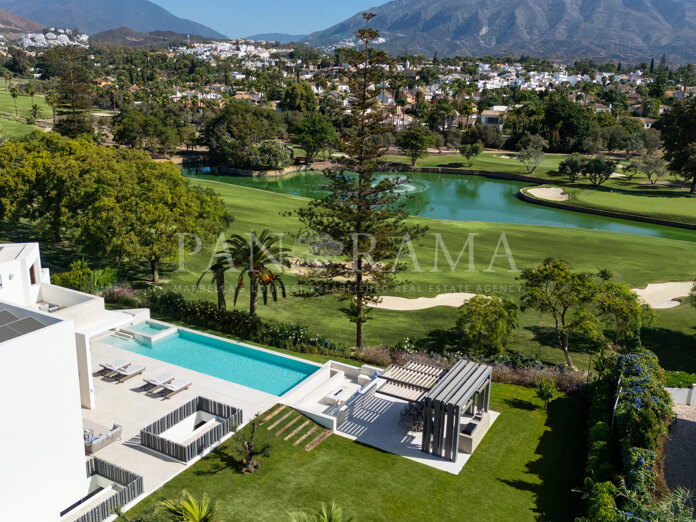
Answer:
0, 132, 230, 281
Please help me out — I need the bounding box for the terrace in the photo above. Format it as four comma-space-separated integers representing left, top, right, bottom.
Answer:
83, 338, 280, 498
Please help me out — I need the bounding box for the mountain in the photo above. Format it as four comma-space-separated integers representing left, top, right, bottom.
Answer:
245, 33, 306, 43
0, 6, 42, 39
92, 27, 212, 48
304, 0, 696, 64
0, 0, 226, 38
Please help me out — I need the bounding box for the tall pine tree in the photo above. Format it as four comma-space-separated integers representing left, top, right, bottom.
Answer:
54, 46, 94, 138
294, 13, 427, 349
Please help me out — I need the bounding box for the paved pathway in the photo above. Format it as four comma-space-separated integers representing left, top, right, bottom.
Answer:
664, 405, 696, 492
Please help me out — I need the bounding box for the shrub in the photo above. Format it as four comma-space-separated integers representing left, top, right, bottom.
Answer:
586, 481, 619, 521
623, 447, 657, 490
51, 260, 118, 294
535, 376, 559, 409
101, 284, 140, 307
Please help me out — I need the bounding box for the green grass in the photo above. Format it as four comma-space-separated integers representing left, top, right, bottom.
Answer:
127, 383, 586, 522
5, 177, 696, 371
381, 148, 696, 225
384, 151, 568, 177
0, 88, 52, 120
560, 185, 696, 225
0, 117, 39, 138
159, 180, 696, 370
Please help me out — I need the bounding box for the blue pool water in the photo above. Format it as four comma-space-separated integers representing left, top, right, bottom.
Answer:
100, 329, 319, 396
126, 321, 169, 336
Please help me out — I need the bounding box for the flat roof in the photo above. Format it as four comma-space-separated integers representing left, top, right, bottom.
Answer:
0, 244, 31, 262
0, 302, 59, 344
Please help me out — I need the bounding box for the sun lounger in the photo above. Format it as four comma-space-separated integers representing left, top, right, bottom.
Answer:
143, 373, 175, 392
161, 378, 191, 398
99, 360, 130, 376
114, 364, 146, 382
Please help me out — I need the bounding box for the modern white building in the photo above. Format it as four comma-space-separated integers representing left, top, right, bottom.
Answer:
0, 244, 138, 521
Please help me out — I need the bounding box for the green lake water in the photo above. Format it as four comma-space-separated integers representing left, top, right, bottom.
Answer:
184, 168, 696, 242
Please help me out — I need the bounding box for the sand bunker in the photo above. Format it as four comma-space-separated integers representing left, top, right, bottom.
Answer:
370, 293, 480, 311
526, 187, 570, 201
632, 282, 693, 309
368, 282, 693, 312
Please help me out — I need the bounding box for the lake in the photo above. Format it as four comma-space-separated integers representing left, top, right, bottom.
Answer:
183, 168, 696, 242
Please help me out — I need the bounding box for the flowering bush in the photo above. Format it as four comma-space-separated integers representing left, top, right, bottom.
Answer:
613, 350, 672, 451
623, 448, 657, 490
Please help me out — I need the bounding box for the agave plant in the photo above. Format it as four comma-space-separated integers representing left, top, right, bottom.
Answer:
289, 501, 354, 522
224, 229, 290, 316
159, 490, 218, 522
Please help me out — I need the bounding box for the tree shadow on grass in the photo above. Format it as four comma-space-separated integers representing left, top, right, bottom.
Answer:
503, 398, 537, 411
415, 328, 461, 353
642, 326, 696, 374
524, 326, 600, 355
499, 395, 586, 521
191, 444, 244, 476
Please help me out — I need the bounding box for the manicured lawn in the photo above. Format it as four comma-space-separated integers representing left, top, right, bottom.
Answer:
560, 185, 696, 225
384, 150, 568, 177
0, 117, 39, 138
383, 150, 696, 224
127, 383, 586, 522
160, 180, 696, 369
5, 178, 695, 371
0, 88, 52, 119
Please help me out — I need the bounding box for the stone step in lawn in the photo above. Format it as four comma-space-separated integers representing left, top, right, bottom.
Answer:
261, 405, 286, 424
304, 429, 332, 452
276, 414, 302, 437
294, 425, 319, 446
284, 419, 311, 441
267, 410, 294, 431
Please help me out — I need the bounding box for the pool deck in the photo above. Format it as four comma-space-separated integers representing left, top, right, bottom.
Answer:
84, 340, 280, 512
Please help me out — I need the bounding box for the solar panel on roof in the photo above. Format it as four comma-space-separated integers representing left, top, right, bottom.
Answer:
10, 317, 47, 335
0, 325, 20, 343
0, 309, 19, 327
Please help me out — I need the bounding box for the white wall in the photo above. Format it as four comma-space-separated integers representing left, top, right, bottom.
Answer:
0, 312, 87, 522
0, 243, 43, 306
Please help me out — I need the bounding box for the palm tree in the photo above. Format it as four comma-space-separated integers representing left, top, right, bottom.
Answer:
3, 70, 11, 91
159, 490, 218, 522
196, 257, 234, 310
45, 90, 59, 125
289, 501, 354, 522
9, 87, 18, 116
225, 230, 290, 316
25, 83, 35, 106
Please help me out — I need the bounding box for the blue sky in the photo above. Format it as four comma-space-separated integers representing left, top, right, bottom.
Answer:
151, 0, 384, 37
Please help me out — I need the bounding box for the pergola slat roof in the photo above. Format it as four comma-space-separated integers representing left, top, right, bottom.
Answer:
376, 362, 447, 402
380, 364, 446, 391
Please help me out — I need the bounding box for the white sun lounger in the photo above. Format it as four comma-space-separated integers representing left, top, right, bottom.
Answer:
143, 373, 175, 393
99, 360, 130, 376
161, 378, 192, 399
114, 364, 146, 382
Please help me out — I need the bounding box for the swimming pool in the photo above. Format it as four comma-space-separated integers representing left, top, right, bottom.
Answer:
126, 321, 169, 336
99, 328, 320, 396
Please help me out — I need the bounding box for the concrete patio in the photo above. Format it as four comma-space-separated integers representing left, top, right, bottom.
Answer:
82, 340, 280, 509
336, 391, 499, 474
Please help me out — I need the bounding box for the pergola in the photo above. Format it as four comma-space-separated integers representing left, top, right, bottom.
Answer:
421, 359, 493, 462
377, 361, 448, 402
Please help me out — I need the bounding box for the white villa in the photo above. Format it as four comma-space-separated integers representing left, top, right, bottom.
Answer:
0, 243, 496, 521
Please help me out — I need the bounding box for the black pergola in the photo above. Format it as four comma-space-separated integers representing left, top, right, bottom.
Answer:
421, 359, 492, 462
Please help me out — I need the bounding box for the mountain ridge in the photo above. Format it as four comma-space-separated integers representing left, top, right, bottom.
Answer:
0, 6, 41, 39
304, 0, 696, 64
245, 33, 307, 43
0, 0, 226, 38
